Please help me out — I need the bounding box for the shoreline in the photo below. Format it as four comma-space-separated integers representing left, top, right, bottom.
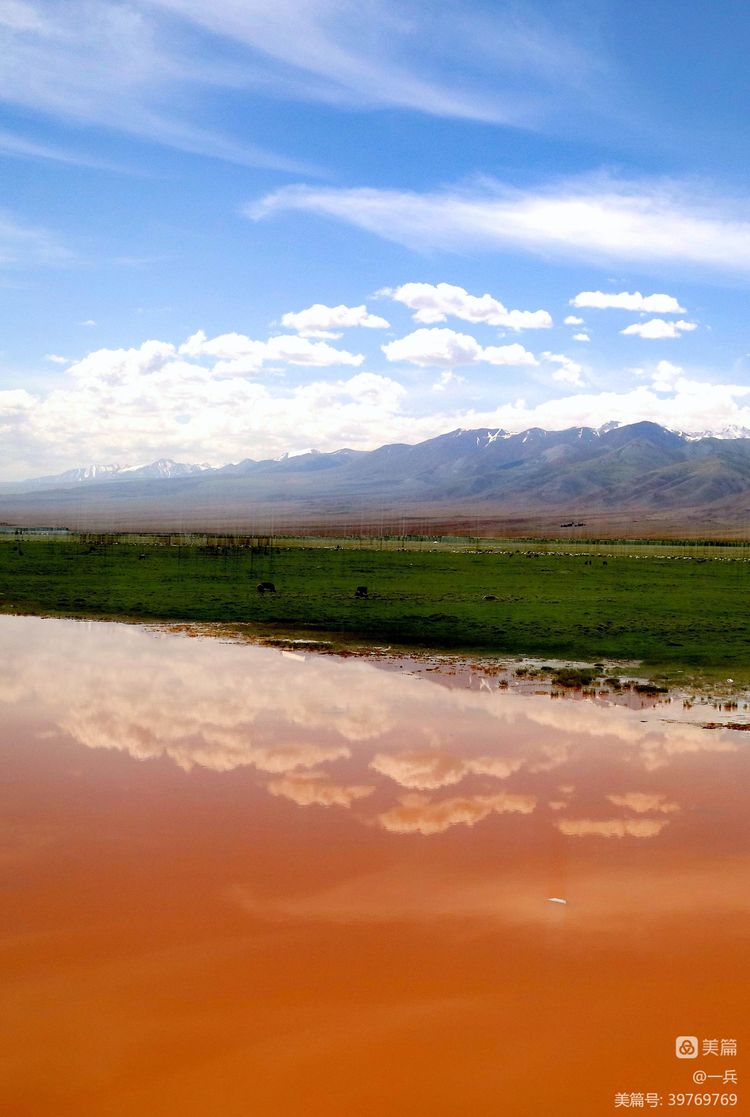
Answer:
4, 605, 749, 707
3, 536, 750, 690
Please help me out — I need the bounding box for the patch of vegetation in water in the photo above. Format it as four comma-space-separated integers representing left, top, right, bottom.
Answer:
550, 667, 598, 688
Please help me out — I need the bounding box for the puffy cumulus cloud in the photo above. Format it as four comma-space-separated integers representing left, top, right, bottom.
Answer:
571, 290, 686, 313
424, 377, 750, 443
378, 791, 537, 835
573, 332, 590, 342
370, 749, 523, 790
621, 319, 697, 340
606, 792, 680, 814
179, 329, 364, 373
651, 359, 683, 391
555, 817, 670, 838
280, 303, 390, 339
0, 334, 423, 477
44, 353, 69, 365
250, 175, 750, 273
387, 282, 552, 330
68, 339, 182, 388
542, 352, 584, 387
382, 327, 537, 368
432, 370, 466, 392
564, 315, 584, 326
0, 388, 35, 414
267, 770, 375, 808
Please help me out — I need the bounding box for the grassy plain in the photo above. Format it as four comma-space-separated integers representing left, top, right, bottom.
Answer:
1, 534, 749, 681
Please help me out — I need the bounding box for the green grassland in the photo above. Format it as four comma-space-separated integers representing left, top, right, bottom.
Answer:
1, 535, 749, 680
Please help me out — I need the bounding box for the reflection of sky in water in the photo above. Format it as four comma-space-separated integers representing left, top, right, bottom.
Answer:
1, 616, 748, 1116
0, 614, 746, 846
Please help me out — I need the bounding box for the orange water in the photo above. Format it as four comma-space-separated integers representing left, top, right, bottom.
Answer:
1, 617, 747, 1116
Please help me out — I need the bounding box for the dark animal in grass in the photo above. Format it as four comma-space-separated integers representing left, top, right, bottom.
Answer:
483, 594, 498, 601
256, 581, 276, 594
354, 585, 368, 598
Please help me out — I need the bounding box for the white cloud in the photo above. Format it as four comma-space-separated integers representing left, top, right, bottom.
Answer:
387, 282, 552, 330
573, 332, 590, 342
0, 126, 130, 171
0, 0, 606, 182
139, 0, 597, 126
0, 335, 417, 477
382, 327, 537, 368
564, 315, 584, 326
80, 319, 96, 327
0, 210, 70, 267
542, 351, 584, 387
0, 388, 35, 414
621, 319, 697, 340
280, 302, 390, 339
571, 290, 686, 313
44, 353, 70, 364
0, 0, 310, 171
651, 359, 683, 391
179, 329, 364, 373
7, 307, 750, 479
432, 370, 466, 392
251, 175, 750, 273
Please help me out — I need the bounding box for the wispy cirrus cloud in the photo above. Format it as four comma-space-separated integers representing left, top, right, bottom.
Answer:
0, 0, 605, 172
143, 0, 601, 125
0, 127, 135, 172
250, 175, 750, 274
0, 210, 70, 267
0, 0, 311, 171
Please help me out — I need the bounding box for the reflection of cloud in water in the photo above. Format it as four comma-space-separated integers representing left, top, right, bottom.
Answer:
378, 792, 537, 835
556, 817, 670, 838
0, 617, 738, 779
370, 750, 523, 790
268, 770, 375, 808
606, 792, 680, 814
0, 617, 742, 838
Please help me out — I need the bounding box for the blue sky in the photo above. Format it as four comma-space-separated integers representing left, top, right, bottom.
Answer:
2, 0, 750, 477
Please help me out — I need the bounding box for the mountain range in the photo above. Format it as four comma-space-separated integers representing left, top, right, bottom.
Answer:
4, 422, 750, 537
